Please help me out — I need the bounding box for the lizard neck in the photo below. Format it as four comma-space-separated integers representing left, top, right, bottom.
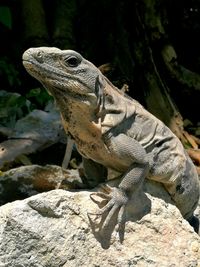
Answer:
58, 95, 101, 142
97, 81, 136, 135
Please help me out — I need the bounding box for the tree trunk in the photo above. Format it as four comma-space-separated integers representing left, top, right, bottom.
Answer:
19, 0, 49, 47
132, 0, 184, 138
51, 0, 76, 49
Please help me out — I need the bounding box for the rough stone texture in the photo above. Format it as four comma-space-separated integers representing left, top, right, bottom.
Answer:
0, 107, 67, 170
0, 181, 199, 267
0, 165, 81, 205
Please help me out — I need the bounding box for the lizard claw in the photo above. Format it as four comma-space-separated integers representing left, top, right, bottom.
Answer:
90, 192, 111, 208
89, 184, 113, 207
89, 186, 128, 232
99, 184, 113, 193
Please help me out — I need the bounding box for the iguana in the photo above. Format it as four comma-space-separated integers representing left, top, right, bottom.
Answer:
22, 47, 200, 234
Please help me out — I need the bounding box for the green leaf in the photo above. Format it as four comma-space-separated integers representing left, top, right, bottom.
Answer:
0, 6, 12, 29
0, 91, 30, 127
26, 88, 53, 108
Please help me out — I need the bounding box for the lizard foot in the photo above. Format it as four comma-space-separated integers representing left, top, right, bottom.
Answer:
89, 184, 129, 232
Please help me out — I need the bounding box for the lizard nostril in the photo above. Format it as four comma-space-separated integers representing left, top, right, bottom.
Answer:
35, 51, 44, 63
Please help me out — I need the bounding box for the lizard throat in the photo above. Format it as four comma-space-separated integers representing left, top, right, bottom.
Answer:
44, 83, 97, 106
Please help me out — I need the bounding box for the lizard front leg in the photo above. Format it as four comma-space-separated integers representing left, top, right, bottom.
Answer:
90, 134, 150, 231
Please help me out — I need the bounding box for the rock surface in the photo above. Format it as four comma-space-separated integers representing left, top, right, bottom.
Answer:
0, 108, 67, 169
0, 165, 81, 205
0, 182, 199, 267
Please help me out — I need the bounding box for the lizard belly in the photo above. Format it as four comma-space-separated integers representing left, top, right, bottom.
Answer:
76, 138, 129, 173
148, 140, 187, 184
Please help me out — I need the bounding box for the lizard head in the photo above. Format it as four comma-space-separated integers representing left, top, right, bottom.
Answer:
22, 47, 106, 107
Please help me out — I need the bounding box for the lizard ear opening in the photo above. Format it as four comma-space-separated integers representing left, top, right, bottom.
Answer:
95, 75, 105, 112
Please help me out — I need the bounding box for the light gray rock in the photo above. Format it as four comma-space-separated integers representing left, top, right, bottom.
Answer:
0, 108, 67, 169
0, 183, 199, 267
0, 165, 81, 205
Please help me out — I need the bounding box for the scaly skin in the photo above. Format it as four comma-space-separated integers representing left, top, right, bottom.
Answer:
23, 47, 200, 234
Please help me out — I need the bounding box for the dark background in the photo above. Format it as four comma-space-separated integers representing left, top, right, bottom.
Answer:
1, 0, 200, 125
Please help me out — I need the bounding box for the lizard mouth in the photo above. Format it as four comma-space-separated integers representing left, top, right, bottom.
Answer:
22, 50, 71, 80
22, 57, 96, 104
23, 59, 39, 77
22, 49, 98, 106
23, 58, 74, 88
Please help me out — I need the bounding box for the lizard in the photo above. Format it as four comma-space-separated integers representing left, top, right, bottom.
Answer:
22, 47, 200, 234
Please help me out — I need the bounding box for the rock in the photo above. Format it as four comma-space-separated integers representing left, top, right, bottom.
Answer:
0, 108, 67, 169
0, 183, 199, 267
0, 165, 82, 205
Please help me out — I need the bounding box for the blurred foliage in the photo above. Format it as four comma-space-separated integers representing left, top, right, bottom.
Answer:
26, 88, 53, 110
0, 88, 53, 128
0, 6, 12, 29
0, 57, 21, 87
0, 90, 30, 128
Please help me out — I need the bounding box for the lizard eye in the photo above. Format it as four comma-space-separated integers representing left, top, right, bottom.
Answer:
64, 56, 80, 67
